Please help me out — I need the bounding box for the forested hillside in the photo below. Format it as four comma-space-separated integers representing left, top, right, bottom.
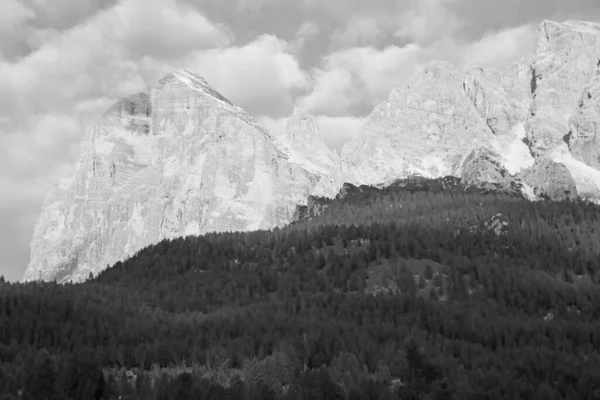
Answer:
1, 179, 600, 399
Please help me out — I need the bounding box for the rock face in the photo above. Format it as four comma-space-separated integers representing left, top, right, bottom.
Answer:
341, 61, 497, 186
525, 20, 600, 199
459, 148, 515, 190
280, 107, 341, 198
569, 74, 600, 169
25, 70, 337, 282
526, 20, 600, 157
520, 159, 578, 201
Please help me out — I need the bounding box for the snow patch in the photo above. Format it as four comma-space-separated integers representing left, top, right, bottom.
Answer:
503, 123, 534, 174
130, 204, 145, 237
520, 182, 538, 201
184, 221, 200, 236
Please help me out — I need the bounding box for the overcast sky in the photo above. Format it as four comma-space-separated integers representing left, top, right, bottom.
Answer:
1, 0, 599, 282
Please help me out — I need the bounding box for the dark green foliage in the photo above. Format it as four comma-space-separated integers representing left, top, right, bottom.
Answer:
1, 180, 600, 399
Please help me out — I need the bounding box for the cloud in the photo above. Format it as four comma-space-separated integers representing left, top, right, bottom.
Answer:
290, 21, 321, 53
394, 0, 461, 45
462, 24, 538, 68
0, 0, 36, 59
299, 44, 424, 116
182, 34, 310, 117
448, 0, 600, 41
297, 21, 320, 38
0, 0, 35, 29
317, 116, 366, 152
330, 17, 387, 48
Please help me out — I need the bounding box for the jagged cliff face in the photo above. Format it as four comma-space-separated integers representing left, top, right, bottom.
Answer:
25, 70, 334, 282
527, 20, 600, 157
529, 20, 600, 199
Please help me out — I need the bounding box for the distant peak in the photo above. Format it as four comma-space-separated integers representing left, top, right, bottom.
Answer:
158, 69, 235, 106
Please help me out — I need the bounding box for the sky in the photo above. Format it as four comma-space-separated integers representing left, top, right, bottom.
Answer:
1, 0, 599, 282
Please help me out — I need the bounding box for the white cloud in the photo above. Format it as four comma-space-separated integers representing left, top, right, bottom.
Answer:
297, 20, 320, 38
0, 0, 35, 30
183, 34, 310, 116
299, 44, 424, 116
317, 116, 366, 152
330, 17, 386, 47
462, 24, 538, 68
394, 0, 460, 45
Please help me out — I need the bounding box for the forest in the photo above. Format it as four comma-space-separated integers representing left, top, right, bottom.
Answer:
0, 177, 599, 399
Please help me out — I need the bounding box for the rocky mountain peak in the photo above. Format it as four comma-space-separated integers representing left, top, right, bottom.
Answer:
158, 69, 235, 107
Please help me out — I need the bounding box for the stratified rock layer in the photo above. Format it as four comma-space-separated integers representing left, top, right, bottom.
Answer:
25, 70, 335, 282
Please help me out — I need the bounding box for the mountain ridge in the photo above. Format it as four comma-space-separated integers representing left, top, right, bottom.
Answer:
25, 18, 600, 282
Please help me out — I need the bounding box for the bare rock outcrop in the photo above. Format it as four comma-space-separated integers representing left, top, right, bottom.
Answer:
526, 20, 600, 157
459, 148, 515, 190
568, 74, 600, 169
519, 159, 578, 201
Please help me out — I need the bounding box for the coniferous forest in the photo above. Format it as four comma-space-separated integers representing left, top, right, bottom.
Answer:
1, 178, 600, 399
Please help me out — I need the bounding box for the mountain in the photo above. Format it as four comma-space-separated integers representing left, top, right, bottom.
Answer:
24, 70, 336, 283
25, 19, 600, 282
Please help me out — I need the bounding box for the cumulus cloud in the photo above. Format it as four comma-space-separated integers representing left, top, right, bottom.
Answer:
299, 44, 424, 116
182, 34, 310, 117
0, 0, 35, 30
394, 0, 461, 45
317, 116, 366, 152
330, 17, 387, 48
0, 0, 36, 59
462, 24, 538, 68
